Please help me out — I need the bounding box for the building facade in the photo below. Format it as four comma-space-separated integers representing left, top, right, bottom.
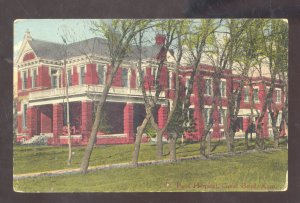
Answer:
15, 31, 286, 145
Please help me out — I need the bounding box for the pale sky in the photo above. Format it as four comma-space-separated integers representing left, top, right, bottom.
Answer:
14, 19, 98, 60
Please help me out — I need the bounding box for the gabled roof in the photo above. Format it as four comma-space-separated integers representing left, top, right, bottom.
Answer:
27, 37, 162, 61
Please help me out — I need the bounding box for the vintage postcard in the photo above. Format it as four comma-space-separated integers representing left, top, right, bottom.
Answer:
13, 19, 288, 192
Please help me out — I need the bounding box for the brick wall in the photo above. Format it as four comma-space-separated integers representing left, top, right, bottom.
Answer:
27, 106, 37, 136
158, 105, 168, 139
85, 63, 98, 84
81, 101, 92, 143
53, 104, 63, 144
40, 105, 52, 133
72, 66, 79, 85
123, 103, 134, 142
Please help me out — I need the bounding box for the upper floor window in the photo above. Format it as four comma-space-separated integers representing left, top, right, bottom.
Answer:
22, 104, 27, 129
275, 89, 281, 103
79, 66, 85, 85
204, 78, 212, 96
244, 87, 250, 102
97, 65, 106, 85
122, 68, 129, 87
51, 69, 59, 88
253, 88, 259, 103
67, 69, 72, 86
31, 69, 37, 88
22, 71, 27, 90
220, 80, 226, 97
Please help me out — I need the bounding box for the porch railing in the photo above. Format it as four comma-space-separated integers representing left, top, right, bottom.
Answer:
29, 84, 165, 100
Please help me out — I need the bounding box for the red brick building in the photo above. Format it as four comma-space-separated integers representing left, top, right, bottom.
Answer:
15, 31, 286, 145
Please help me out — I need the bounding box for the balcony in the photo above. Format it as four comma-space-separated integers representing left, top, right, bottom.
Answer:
29, 84, 166, 103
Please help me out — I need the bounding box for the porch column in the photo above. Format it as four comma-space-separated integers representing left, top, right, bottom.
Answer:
158, 104, 168, 139
27, 106, 37, 137
53, 103, 63, 144
124, 102, 134, 143
40, 105, 52, 133
81, 101, 93, 143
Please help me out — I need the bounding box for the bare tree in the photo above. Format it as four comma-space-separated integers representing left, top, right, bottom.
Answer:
80, 20, 152, 174
132, 20, 180, 165
204, 19, 252, 153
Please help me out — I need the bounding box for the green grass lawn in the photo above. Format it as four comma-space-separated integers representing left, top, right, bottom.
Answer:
13, 137, 288, 175
14, 149, 288, 192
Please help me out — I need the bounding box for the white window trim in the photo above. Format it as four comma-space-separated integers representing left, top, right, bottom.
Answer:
275, 88, 281, 103
253, 87, 259, 103
79, 65, 86, 85
50, 67, 60, 88
31, 68, 38, 88
243, 86, 250, 103
21, 70, 28, 90
169, 71, 173, 89
220, 79, 226, 97
204, 77, 213, 96
219, 109, 227, 125
21, 101, 28, 129
97, 64, 107, 85
122, 67, 130, 88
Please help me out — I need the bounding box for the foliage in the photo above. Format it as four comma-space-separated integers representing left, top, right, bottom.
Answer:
167, 100, 196, 138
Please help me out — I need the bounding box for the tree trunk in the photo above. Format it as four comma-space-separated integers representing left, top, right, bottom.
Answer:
244, 130, 249, 150
169, 133, 178, 162
200, 138, 206, 157
80, 64, 118, 174
156, 131, 163, 158
207, 133, 211, 158
226, 129, 235, 152
132, 114, 151, 166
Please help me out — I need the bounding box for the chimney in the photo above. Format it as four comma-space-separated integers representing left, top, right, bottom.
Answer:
24, 29, 32, 41
155, 34, 165, 45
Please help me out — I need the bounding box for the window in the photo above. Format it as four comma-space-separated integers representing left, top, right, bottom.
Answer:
169, 71, 172, 89
51, 69, 59, 88
268, 112, 272, 127
122, 68, 129, 87
22, 71, 27, 90
253, 88, 259, 103
187, 108, 194, 120
275, 89, 281, 103
22, 104, 27, 128
220, 80, 226, 97
185, 77, 190, 94
219, 109, 227, 125
276, 112, 282, 127
244, 87, 250, 102
79, 66, 85, 85
97, 65, 106, 85
32, 69, 37, 88
204, 108, 212, 124
67, 69, 72, 86
204, 78, 212, 95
